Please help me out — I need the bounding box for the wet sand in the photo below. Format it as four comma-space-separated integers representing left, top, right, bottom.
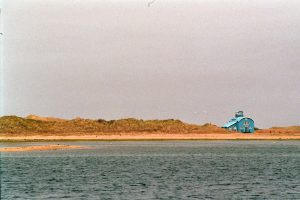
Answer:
0, 133, 300, 141
0, 144, 86, 152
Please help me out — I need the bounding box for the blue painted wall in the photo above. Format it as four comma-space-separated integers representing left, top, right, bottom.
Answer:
236, 118, 255, 133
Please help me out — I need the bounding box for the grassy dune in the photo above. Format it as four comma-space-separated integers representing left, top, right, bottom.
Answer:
0, 115, 226, 135
256, 126, 300, 135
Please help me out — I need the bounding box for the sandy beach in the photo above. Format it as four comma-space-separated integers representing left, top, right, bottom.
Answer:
0, 133, 300, 141
0, 144, 87, 152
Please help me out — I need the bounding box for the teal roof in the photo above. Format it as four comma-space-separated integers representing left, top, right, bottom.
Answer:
222, 117, 244, 128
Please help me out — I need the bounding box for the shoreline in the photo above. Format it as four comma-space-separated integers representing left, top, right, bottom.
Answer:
0, 144, 87, 152
1, 133, 300, 141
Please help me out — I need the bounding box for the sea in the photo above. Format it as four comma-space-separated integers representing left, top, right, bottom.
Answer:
0, 141, 299, 200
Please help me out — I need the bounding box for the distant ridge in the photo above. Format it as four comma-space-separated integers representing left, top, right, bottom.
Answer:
0, 115, 226, 134
26, 115, 66, 122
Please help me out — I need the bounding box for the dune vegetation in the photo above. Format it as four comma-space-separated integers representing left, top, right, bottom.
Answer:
256, 126, 300, 135
0, 115, 226, 135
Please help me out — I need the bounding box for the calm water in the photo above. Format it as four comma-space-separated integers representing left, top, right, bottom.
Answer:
0, 141, 299, 199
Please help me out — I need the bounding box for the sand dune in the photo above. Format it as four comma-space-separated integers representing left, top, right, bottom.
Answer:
26, 114, 66, 122
1, 115, 299, 141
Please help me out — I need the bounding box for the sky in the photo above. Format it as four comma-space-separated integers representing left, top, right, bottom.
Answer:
1, 0, 300, 128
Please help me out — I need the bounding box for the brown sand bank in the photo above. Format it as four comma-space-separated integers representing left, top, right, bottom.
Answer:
1, 115, 299, 141
1, 133, 300, 141
0, 144, 86, 152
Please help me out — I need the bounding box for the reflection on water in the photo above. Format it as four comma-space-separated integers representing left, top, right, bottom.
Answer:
1, 141, 300, 199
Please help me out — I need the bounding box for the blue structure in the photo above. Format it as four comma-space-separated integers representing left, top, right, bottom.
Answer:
222, 111, 255, 133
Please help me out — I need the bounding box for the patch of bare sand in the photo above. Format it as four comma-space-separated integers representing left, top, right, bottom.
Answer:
0, 144, 87, 152
0, 133, 300, 141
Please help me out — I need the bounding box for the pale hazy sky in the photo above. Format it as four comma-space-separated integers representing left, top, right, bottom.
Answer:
1, 0, 300, 128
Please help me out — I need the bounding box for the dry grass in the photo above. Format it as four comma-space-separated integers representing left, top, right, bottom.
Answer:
0, 115, 226, 135
256, 126, 300, 135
